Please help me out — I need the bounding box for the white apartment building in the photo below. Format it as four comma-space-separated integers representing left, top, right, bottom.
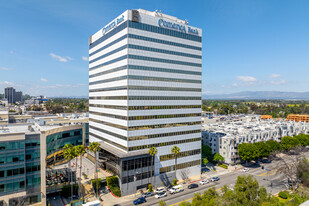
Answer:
89, 9, 202, 195
202, 117, 309, 164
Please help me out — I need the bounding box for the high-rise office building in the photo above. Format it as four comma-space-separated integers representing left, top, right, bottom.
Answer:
14, 91, 23, 102
4, 87, 15, 104
89, 9, 202, 195
4, 87, 23, 104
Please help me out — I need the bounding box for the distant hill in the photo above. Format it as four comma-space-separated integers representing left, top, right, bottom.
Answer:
203, 91, 309, 100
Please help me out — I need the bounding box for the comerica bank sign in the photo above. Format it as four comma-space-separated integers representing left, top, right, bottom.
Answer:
102, 15, 125, 35
158, 19, 199, 35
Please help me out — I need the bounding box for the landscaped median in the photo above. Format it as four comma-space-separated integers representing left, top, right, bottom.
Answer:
106, 176, 121, 197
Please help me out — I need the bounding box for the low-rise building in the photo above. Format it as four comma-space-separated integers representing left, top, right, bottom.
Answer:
0, 117, 89, 206
202, 116, 309, 164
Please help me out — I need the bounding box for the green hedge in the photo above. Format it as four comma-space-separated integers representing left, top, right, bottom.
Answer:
106, 176, 121, 197
61, 184, 78, 198
91, 178, 102, 192
218, 164, 228, 169
279, 191, 289, 199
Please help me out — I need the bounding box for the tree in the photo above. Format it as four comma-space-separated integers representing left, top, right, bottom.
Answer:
171, 146, 180, 178
265, 140, 281, 152
202, 145, 212, 158
238, 143, 258, 163
74, 145, 85, 199
297, 157, 309, 187
295, 134, 309, 147
254, 142, 271, 159
281, 136, 300, 151
213, 153, 224, 164
148, 147, 157, 186
63, 144, 75, 200
158, 200, 167, 206
88, 142, 101, 197
202, 157, 209, 166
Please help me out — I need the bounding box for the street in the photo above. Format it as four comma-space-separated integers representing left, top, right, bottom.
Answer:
119, 157, 295, 206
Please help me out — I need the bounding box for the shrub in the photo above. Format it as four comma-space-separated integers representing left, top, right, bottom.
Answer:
279, 191, 288, 199
218, 164, 228, 169
106, 176, 121, 197
172, 179, 177, 186
148, 184, 153, 192
91, 178, 102, 192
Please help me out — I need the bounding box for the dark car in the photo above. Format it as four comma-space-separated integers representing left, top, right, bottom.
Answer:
133, 197, 146, 205
261, 159, 271, 163
142, 192, 154, 197
188, 183, 199, 189
210, 177, 220, 182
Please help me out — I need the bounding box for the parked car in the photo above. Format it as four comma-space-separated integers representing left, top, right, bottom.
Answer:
242, 168, 249, 172
133, 197, 147, 205
154, 187, 166, 194
142, 192, 154, 197
211, 177, 220, 182
188, 183, 199, 189
169, 185, 184, 194
155, 191, 167, 199
261, 159, 271, 163
200, 179, 209, 185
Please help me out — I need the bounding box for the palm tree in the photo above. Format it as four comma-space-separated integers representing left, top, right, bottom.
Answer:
63, 144, 75, 200
171, 146, 180, 180
88, 142, 101, 197
74, 145, 85, 199
148, 147, 157, 186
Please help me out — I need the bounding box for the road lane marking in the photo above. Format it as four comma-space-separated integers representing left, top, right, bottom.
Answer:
169, 187, 223, 206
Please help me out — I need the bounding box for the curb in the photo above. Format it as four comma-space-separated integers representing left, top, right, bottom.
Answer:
107, 186, 120, 198
60, 197, 66, 206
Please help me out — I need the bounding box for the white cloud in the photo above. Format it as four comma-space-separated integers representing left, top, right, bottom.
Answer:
0, 67, 12, 71
270, 80, 286, 85
40, 78, 48, 82
232, 83, 238, 87
0, 81, 14, 86
270, 74, 281, 78
82, 56, 88, 61
236, 76, 257, 83
66, 56, 74, 61
49, 53, 70, 62
10, 51, 14, 54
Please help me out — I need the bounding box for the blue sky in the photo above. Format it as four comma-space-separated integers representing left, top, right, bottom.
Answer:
1, 0, 309, 97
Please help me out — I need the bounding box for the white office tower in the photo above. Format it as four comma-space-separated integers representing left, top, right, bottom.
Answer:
89, 9, 202, 195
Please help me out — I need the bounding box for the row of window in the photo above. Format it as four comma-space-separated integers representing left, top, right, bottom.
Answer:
0, 167, 24, 179
46, 130, 81, 144
89, 65, 126, 78
89, 20, 127, 49
122, 171, 154, 184
0, 179, 25, 194
89, 96, 201, 100
90, 118, 200, 131
127, 121, 201, 131
89, 75, 201, 86
89, 104, 201, 110
128, 34, 202, 51
90, 111, 200, 120
122, 156, 152, 171
128, 138, 201, 151
89, 86, 201, 93
128, 21, 202, 42
0, 141, 24, 151
128, 55, 202, 68
26, 164, 40, 174
159, 160, 200, 174
90, 34, 127, 57
90, 125, 126, 140
89, 64, 201, 80
128, 65, 201, 75
89, 44, 127, 64
0, 152, 25, 164
89, 55, 127, 71
128, 130, 201, 141
160, 149, 201, 161
128, 44, 201, 59
25, 139, 40, 148
89, 132, 127, 151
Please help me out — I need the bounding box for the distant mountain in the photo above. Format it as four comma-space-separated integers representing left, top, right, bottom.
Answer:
203, 91, 309, 100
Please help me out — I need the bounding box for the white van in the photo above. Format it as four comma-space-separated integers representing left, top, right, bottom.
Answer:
169, 185, 184, 194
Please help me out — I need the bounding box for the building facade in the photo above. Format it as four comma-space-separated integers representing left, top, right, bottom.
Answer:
0, 121, 89, 206
202, 117, 309, 164
4, 88, 23, 104
89, 9, 202, 195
